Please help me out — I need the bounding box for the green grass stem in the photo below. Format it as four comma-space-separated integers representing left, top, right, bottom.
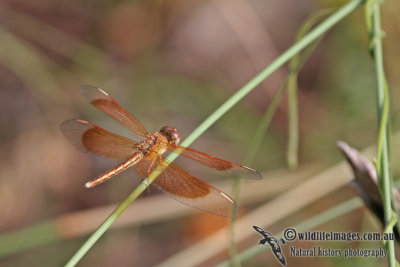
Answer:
367, 0, 396, 265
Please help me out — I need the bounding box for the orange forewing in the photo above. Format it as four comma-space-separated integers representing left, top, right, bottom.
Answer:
80, 85, 148, 137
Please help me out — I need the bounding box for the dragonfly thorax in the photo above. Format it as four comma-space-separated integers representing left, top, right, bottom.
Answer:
137, 132, 169, 156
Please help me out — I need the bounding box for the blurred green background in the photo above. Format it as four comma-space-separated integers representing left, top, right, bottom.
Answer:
0, 0, 399, 266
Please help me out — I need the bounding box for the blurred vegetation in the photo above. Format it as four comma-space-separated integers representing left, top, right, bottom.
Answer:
0, 0, 399, 266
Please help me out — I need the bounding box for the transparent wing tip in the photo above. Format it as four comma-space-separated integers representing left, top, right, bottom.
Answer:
242, 166, 263, 180
80, 84, 109, 102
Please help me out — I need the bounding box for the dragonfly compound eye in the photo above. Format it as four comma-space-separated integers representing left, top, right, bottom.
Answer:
160, 126, 181, 145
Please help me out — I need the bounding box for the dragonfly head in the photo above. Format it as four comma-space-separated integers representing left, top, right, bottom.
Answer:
160, 126, 181, 145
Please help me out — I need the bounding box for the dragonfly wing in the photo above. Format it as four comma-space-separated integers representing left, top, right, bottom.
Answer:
80, 84, 148, 137
136, 156, 236, 217
166, 144, 262, 180
60, 119, 137, 161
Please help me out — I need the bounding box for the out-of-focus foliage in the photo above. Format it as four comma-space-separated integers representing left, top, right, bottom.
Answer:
0, 0, 399, 266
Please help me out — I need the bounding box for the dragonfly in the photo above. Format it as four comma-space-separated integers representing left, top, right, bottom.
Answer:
60, 85, 262, 217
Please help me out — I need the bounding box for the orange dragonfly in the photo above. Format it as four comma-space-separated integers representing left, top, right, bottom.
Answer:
60, 85, 262, 217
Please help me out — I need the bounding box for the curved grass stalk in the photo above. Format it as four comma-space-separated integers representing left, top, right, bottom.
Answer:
65, 0, 364, 265
383, 211, 397, 248
287, 9, 333, 169
366, 0, 397, 265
